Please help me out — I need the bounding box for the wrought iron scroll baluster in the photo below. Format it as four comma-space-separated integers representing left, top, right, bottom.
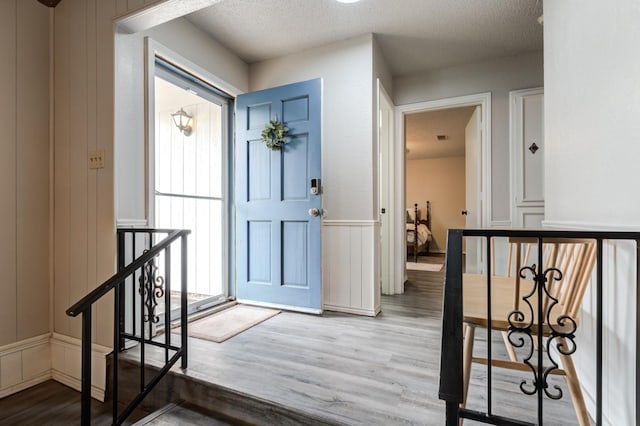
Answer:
138, 251, 165, 326
508, 262, 573, 401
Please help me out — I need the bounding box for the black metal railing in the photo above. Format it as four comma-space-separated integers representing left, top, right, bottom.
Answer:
439, 228, 640, 426
67, 228, 190, 425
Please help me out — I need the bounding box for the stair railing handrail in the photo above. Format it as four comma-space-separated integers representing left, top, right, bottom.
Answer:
66, 229, 188, 317
66, 228, 191, 425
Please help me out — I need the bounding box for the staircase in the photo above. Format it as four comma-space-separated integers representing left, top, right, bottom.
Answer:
118, 356, 344, 426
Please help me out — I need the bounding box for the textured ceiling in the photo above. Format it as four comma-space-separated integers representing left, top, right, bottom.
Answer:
186, 0, 543, 76
405, 107, 476, 160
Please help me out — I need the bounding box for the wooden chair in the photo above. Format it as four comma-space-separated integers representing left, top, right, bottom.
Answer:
461, 237, 597, 425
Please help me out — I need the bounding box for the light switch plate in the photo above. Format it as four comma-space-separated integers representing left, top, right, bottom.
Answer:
89, 149, 104, 169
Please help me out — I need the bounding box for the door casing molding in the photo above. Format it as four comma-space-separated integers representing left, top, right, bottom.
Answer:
394, 92, 492, 293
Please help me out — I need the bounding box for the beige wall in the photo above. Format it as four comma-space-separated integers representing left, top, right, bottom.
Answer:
405, 157, 465, 253
53, 0, 118, 346
0, 0, 50, 347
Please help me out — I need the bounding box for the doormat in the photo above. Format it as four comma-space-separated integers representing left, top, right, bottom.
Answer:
406, 262, 443, 272
176, 305, 280, 343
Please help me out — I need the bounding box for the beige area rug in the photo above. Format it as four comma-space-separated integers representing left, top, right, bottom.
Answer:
406, 262, 443, 272
177, 305, 280, 343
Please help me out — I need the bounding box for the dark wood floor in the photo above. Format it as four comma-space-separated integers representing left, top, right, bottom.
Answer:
0, 380, 149, 426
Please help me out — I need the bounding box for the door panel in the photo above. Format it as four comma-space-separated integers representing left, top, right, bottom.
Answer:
236, 79, 322, 311
511, 88, 545, 227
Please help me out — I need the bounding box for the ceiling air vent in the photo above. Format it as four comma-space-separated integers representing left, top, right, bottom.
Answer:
436, 134, 449, 141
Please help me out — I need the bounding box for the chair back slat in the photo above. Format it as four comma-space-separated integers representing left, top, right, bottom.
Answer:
505, 237, 597, 322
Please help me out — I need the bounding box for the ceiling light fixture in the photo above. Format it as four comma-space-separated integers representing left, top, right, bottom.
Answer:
335, 0, 361, 3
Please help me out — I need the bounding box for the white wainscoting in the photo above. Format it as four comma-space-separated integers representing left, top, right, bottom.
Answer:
544, 220, 637, 426
50, 333, 112, 402
322, 220, 381, 317
0, 334, 51, 399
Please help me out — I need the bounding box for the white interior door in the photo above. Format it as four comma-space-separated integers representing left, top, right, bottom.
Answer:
378, 82, 394, 295
465, 106, 482, 273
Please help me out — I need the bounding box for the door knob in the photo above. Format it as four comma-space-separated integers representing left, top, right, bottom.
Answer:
461, 210, 468, 216
308, 208, 320, 217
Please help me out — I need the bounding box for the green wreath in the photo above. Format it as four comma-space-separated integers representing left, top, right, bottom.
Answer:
261, 119, 289, 150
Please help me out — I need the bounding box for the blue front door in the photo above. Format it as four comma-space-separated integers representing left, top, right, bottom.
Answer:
235, 79, 322, 312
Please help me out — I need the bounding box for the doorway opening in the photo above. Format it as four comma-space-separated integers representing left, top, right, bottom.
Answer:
404, 106, 475, 261
393, 93, 491, 289
151, 57, 233, 321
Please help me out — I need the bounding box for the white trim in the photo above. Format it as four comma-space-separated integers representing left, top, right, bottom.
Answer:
0, 333, 50, 356
115, 0, 222, 34
0, 374, 51, 399
489, 220, 513, 227
323, 304, 380, 317
394, 92, 492, 294
0, 334, 51, 399
50, 332, 112, 354
236, 299, 322, 315
116, 218, 148, 228
543, 220, 640, 232
50, 333, 112, 402
377, 80, 396, 296
51, 371, 106, 402
322, 220, 380, 227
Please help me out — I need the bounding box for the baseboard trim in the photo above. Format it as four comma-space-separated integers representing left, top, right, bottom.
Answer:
51, 370, 107, 402
0, 373, 51, 399
323, 304, 380, 317
236, 299, 322, 315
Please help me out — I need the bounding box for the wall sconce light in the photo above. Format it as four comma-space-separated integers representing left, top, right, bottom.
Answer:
171, 108, 193, 136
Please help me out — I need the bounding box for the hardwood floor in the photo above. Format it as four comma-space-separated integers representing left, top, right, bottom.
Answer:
0, 380, 149, 425
2, 259, 579, 425
123, 260, 579, 425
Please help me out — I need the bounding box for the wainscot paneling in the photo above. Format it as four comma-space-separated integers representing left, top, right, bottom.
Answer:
322, 221, 380, 316
0, 334, 51, 398
50, 333, 111, 402
544, 220, 637, 425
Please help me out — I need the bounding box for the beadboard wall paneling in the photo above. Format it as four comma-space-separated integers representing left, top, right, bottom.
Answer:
0, 0, 50, 347
16, 0, 50, 341
53, 0, 117, 346
0, 0, 18, 347
322, 221, 380, 316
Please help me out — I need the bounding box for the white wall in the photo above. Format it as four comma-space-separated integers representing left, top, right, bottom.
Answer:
250, 34, 374, 221
0, 0, 51, 396
250, 35, 381, 315
116, 17, 249, 223
544, 1, 640, 424
394, 52, 544, 224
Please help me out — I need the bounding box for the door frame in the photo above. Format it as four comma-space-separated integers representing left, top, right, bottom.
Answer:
394, 92, 491, 292
377, 80, 395, 295
143, 38, 239, 303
